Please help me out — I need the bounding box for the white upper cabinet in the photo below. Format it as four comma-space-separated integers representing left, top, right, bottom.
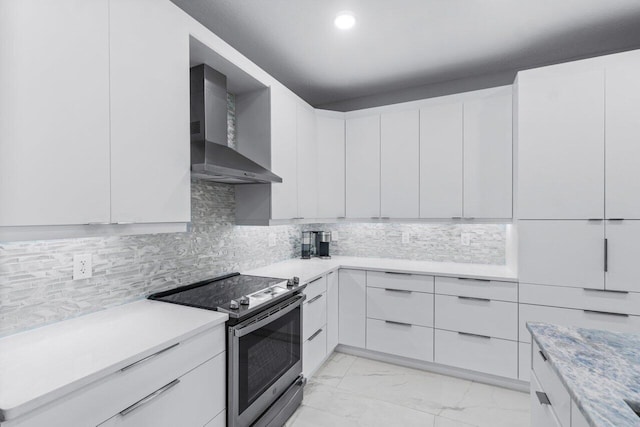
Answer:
0, 0, 111, 226
519, 220, 605, 289
316, 113, 345, 219
605, 51, 640, 219
109, 0, 190, 224
380, 110, 420, 218
517, 64, 605, 219
296, 103, 318, 219
270, 86, 299, 220
605, 220, 640, 293
419, 103, 463, 219
463, 87, 513, 219
346, 115, 381, 218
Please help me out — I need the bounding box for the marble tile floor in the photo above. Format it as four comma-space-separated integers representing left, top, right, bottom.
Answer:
286, 352, 530, 427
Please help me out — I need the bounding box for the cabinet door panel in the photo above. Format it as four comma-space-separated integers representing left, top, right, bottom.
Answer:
316, 116, 345, 218
606, 220, 640, 292
517, 66, 605, 219
270, 87, 298, 220
338, 269, 366, 348
326, 271, 340, 353
419, 103, 463, 218
0, 0, 110, 226
519, 220, 605, 289
605, 52, 640, 219
380, 110, 419, 218
346, 116, 380, 218
110, 0, 190, 223
464, 88, 513, 219
297, 103, 317, 219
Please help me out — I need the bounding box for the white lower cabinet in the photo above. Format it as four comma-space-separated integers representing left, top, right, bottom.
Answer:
530, 371, 563, 427
326, 271, 339, 353
303, 328, 327, 378
519, 304, 640, 344
367, 287, 434, 327
519, 342, 531, 382
2, 326, 226, 427
303, 291, 327, 341
531, 341, 589, 427
366, 319, 433, 361
434, 329, 518, 378
98, 354, 225, 427
435, 294, 517, 341
338, 269, 366, 348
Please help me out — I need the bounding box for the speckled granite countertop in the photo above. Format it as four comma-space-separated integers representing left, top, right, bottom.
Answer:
527, 322, 640, 427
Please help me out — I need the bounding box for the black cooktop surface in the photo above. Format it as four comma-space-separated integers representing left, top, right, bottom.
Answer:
148, 273, 299, 319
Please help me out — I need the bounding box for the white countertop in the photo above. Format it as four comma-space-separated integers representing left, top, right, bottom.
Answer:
244, 256, 517, 284
0, 300, 228, 421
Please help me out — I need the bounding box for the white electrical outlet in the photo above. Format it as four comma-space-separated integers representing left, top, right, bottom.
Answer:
402, 232, 410, 244
73, 254, 92, 280
268, 233, 277, 247
461, 233, 471, 246
332, 231, 339, 242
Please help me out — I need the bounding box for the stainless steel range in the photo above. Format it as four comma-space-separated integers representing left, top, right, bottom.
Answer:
149, 273, 306, 427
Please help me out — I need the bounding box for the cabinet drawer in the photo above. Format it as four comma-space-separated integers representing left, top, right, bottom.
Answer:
5, 326, 225, 427
366, 319, 433, 362
520, 283, 640, 316
532, 341, 570, 427
435, 276, 517, 302
303, 292, 327, 341
367, 287, 434, 327
519, 342, 531, 382
303, 328, 327, 378
519, 304, 640, 343
367, 271, 434, 293
98, 352, 225, 427
530, 371, 563, 427
434, 329, 517, 378
435, 294, 517, 340
304, 275, 327, 301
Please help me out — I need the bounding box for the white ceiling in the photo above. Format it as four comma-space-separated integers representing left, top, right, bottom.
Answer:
172, 0, 640, 109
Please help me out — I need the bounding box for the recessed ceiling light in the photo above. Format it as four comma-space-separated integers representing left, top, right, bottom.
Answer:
334, 11, 356, 30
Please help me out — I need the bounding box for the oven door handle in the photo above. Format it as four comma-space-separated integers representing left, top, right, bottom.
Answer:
233, 294, 305, 338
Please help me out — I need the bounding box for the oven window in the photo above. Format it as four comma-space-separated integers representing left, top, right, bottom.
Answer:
238, 305, 301, 414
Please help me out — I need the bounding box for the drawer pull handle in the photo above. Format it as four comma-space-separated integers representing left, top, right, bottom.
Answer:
308, 277, 323, 284
380, 217, 390, 220
120, 343, 180, 372
458, 331, 491, 340
307, 294, 324, 304
451, 216, 463, 220
385, 320, 412, 327
458, 278, 491, 283
539, 350, 548, 362
308, 328, 323, 341
583, 288, 629, 295
384, 288, 412, 294
608, 218, 625, 221
384, 271, 412, 276
458, 296, 491, 303
536, 391, 551, 406
120, 379, 180, 416
604, 238, 608, 273
583, 309, 629, 318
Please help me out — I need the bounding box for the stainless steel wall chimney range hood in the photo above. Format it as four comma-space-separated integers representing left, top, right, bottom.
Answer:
190, 64, 282, 184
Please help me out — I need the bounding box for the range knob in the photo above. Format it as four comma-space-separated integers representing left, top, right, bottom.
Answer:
229, 300, 240, 310
293, 276, 300, 286
286, 279, 294, 288
239, 295, 250, 305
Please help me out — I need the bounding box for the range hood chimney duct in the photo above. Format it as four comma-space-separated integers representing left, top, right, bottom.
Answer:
190, 64, 282, 184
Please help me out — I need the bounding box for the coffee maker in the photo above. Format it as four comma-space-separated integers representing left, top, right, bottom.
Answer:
301, 231, 332, 259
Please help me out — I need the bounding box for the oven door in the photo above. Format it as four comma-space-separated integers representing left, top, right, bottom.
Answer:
228, 294, 304, 427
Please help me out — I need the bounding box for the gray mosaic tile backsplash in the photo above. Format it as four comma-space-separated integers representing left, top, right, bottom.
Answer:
303, 223, 506, 264
0, 180, 507, 337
